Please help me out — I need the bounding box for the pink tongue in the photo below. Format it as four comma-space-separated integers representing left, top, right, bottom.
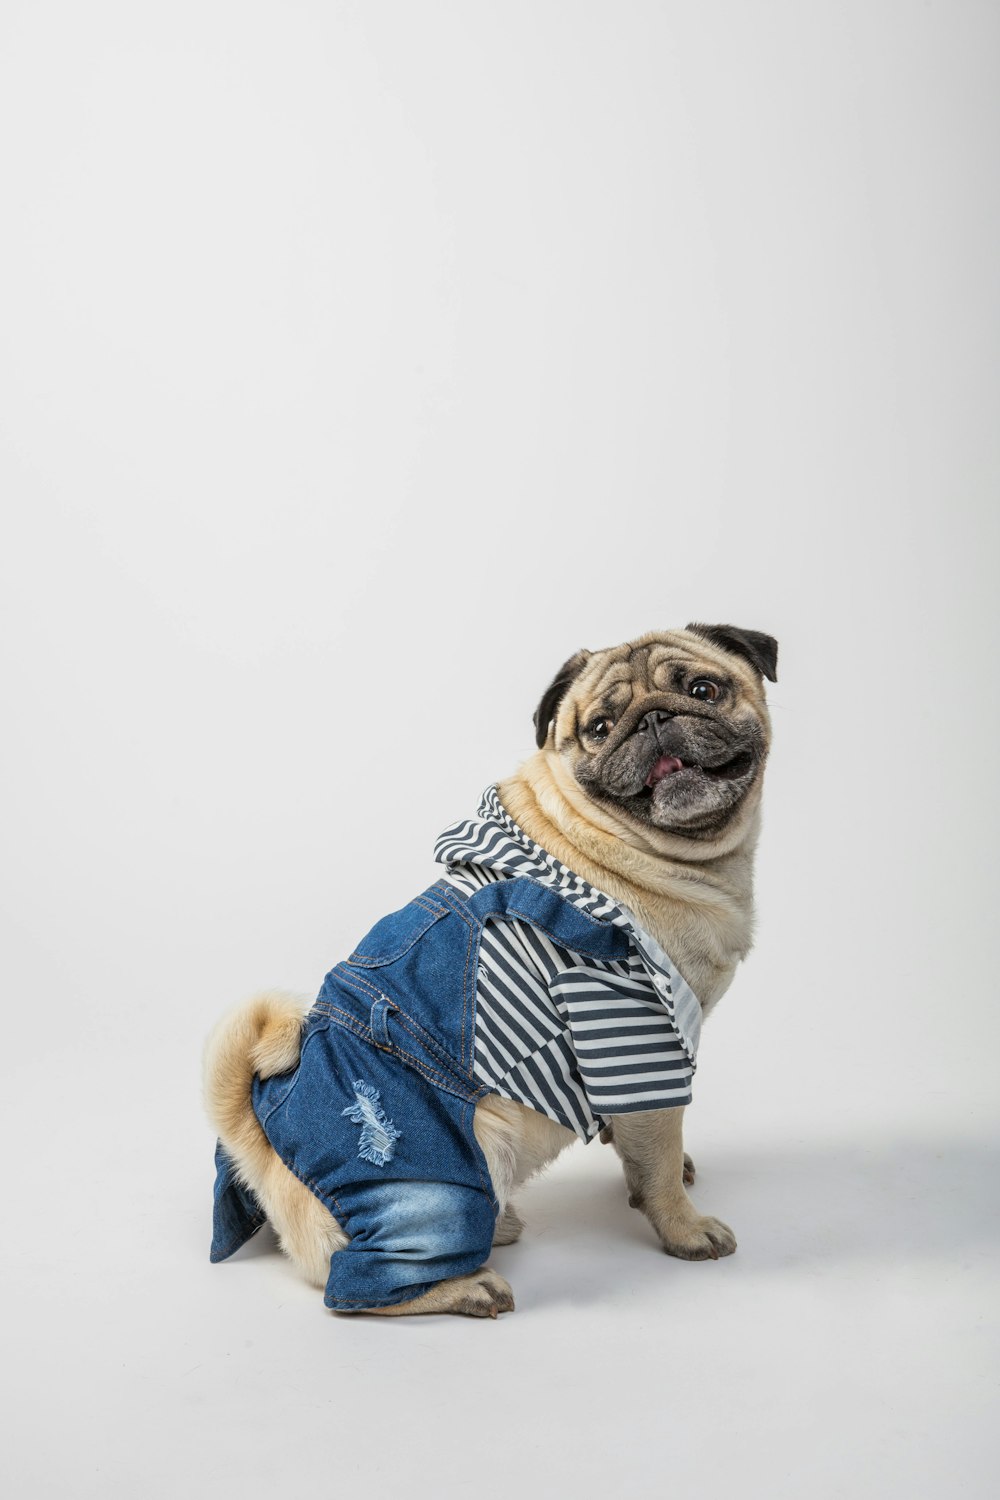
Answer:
646, 755, 685, 786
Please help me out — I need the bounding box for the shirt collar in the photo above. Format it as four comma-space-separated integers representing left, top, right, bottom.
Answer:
435, 785, 702, 1058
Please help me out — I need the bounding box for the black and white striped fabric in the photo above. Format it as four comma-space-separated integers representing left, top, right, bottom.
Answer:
433, 785, 703, 1141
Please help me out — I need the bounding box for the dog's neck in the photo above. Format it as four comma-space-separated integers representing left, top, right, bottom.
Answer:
497, 752, 763, 1009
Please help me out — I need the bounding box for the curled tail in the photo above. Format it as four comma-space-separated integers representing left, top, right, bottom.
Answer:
203, 989, 307, 1176
205, 990, 348, 1285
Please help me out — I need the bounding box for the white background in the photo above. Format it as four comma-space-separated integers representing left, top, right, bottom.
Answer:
2, 2, 997, 1496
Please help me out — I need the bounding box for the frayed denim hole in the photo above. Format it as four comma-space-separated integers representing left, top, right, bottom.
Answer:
341, 1080, 401, 1167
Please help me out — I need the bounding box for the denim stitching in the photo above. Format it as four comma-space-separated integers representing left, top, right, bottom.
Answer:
464, 1095, 498, 1206
433, 882, 478, 1074
264, 1146, 346, 1220
315, 997, 465, 1098
328, 968, 475, 1098
388, 1012, 475, 1100
253, 1026, 326, 1130
411, 895, 449, 916
346, 895, 448, 967
463, 925, 480, 1076
329, 1286, 437, 1309
329, 966, 388, 1006
492, 907, 626, 959
383, 1020, 471, 1098
215, 1213, 267, 1261
376, 996, 459, 1069
466, 875, 627, 948
311, 1002, 371, 1044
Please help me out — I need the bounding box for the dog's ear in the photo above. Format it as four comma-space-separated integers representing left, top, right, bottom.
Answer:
533, 650, 591, 748
685, 623, 778, 683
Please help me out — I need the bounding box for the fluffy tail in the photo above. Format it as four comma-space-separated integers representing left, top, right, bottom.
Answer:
205, 990, 348, 1286
203, 989, 307, 1172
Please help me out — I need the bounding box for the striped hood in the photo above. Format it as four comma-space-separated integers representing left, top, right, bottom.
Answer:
434, 785, 702, 1063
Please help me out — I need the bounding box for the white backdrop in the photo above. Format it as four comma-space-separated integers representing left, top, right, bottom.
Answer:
1, 3, 997, 1497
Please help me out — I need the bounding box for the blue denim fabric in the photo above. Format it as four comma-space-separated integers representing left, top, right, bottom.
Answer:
211, 876, 629, 1310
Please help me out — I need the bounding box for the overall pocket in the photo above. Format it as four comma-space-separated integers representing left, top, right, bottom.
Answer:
347, 891, 449, 968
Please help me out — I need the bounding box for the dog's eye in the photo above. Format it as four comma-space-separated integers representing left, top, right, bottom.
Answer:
689, 679, 720, 703
587, 717, 613, 740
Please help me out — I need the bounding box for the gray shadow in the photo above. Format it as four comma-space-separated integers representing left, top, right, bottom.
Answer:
513, 1137, 1000, 1264
211, 1138, 1000, 1315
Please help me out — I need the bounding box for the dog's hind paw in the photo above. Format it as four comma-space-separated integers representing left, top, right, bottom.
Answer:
365, 1267, 516, 1318
452, 1270, 516, 1318
492, 1203, 525, 1245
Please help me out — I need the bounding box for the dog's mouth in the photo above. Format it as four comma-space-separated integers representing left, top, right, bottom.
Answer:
640, 748, 756, 791
577, 717, 763, 836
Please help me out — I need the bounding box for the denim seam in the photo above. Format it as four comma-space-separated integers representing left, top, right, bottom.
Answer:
328, 968, 472, 1094
329, 1284, 436, 1309
253, 1026, 326, 1130
505, 903, 624, 952
315, 996, 466, 1099
464, 926, 483, 1076
346, 895, 448, 967
330, 965, 392, 1010
311, 1001, 373, 1043
462, 924, 474, 1076
433, 885, 478, 1075
466, 873, 627, 948
388, 1012, 476, 1101
250, 1123, 347, 1220
215, 1212, 267, 1261
411, 895, 449, 917
296, 1162, 346, 1219
370, 989, 466, 1077
462, 1094, 498, 1207
487, 904, 626, 961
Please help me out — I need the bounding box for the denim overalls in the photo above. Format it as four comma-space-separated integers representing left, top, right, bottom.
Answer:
211, 874, 629, 1310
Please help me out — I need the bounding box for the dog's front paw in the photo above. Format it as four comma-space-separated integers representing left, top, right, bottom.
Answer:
660, 1213, 737, 1261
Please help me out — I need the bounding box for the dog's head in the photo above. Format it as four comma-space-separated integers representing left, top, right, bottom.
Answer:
533, 624, 777, 842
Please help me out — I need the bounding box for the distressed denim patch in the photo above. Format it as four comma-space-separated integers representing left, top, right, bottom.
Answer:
342, 1080, 401, 1166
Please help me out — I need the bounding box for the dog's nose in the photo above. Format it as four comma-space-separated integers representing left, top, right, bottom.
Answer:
637, 709, 674, 736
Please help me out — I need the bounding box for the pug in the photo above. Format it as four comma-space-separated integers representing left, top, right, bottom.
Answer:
205, 623, 777, 1317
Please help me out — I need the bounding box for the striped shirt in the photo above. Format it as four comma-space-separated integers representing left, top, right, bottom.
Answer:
434, 785, 703, 1141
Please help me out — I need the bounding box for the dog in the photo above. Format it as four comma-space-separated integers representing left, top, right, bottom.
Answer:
205, 623, 777, 1317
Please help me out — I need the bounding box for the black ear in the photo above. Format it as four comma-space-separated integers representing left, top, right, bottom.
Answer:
533, 650, 591, 749
685, 623, 778, 683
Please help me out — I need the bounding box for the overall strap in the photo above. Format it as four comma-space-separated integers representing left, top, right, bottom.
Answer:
461, 876, 629, 961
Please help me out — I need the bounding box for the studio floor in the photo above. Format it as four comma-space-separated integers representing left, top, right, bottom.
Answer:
6, 1065, 996, 1500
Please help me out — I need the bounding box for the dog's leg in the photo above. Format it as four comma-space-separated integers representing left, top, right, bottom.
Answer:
473, 1095, 575, 1249
609, 1107, 735, 1260
602, 1121, 696, 1184
492, 1203, 525, 1245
